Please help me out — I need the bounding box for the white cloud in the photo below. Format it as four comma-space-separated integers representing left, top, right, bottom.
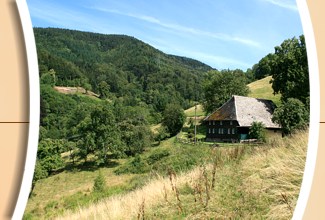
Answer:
92, 7, 261, 48
262, 0, 298, 11
29, 5, 88, 27
28, 2, 101, 33
151, 43, 252, 69
188, 52, 252, 69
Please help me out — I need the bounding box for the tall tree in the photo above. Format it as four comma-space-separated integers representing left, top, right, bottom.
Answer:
40, 69, 56, 86
203, 70, 249, 113
272, 98, 309, 135
253, 53, 275, 79
98, 81, 110, 99
270, 35, 309, 105
77, 103, 123, 164
37, 138, 65, 172
116, 106, 153, 156
162, 104, 186, 136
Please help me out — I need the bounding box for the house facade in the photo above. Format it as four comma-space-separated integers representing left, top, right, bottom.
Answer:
204, 95, 281, 142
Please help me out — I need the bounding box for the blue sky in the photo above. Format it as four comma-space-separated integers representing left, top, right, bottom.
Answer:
26, 0, 303, 70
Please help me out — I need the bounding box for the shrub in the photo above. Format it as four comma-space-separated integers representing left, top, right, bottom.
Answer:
115, 155, 149, 174
146, 149, 170, 165
151, 144, 208, 174
249, 121, 266, 142
272, 98, 309, 135
155, 126, 170, 142
93, 171, 106, 192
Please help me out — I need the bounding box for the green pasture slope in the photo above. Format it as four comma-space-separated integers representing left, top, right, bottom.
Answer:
248, 76, 281, 106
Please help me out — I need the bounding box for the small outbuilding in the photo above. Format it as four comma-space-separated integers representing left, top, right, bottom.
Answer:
204, 95, 281, 142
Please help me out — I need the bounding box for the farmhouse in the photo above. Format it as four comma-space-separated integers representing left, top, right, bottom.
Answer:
204, 95, 281, 142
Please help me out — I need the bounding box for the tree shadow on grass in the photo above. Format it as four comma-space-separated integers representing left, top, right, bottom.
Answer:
64, 158, 120, 173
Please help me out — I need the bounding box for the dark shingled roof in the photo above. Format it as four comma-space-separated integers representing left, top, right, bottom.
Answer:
204, 95, 280, 128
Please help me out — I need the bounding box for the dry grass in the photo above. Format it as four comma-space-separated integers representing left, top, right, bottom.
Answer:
173, 131, 306, 219
24, 167, 134, 218
46, 131, 307, 220
55, 167, 205, 220
184, 105, 205, 117
243, 131, 308, 219
54, 86, 100, 99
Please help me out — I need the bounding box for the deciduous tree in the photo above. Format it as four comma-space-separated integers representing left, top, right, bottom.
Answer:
203, 70, 249, 113
77, 103, 123, 164
253, 53, 274, 79
162, 104, 186, 136
272, 98, 308, 135
270, 35, 309, 105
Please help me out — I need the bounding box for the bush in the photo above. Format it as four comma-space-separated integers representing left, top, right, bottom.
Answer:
249, 121, 266, 142
33, 160, 49, 182
93, 171, 106, 192
151, 144, 209, 174
115, 155, 149, 174
155, 126, 170, 142
146, 149, 170, 165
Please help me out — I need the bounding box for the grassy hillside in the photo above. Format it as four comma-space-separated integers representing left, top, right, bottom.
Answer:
26, 28, 305, 219
184, 104, 204, 117
25, 77, 306, 219
24, 137, 214, 219
248, 76, 281, 106
53, 131, 307, 220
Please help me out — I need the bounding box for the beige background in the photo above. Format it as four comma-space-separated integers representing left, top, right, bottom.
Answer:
0, 0, 323, 219
303, 0, 325, 219
0, 0, 29, 219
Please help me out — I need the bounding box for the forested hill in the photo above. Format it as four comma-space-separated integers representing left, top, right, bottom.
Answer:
35, 27, 212, 111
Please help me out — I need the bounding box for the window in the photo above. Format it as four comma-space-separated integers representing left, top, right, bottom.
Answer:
220, 121, 223, 125
212, 128, 215, 134
213, 121, 215, 125
232, 128, 235, 134
228, 128, 231, 134
208, 128, 211, 134
209, 121, 211, 125
230, 121, 233, 125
